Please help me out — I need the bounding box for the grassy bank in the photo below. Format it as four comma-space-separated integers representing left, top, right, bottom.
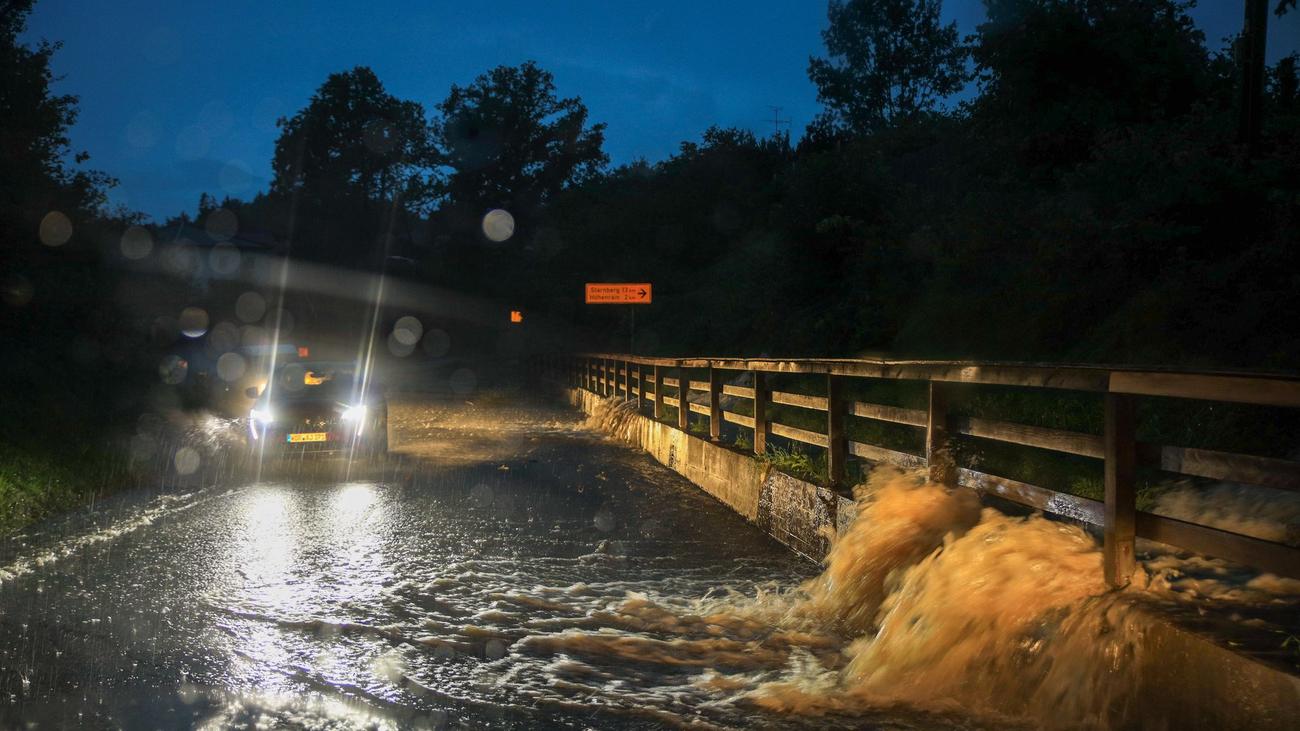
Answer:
0, 439, 128, 536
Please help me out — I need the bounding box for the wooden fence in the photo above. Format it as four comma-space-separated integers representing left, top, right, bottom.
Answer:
544, 353, 1300, 586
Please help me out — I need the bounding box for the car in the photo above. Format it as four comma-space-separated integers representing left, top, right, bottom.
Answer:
246, 361, 388, 459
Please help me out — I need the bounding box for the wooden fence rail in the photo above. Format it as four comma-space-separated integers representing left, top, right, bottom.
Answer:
545, 353, 1300, 585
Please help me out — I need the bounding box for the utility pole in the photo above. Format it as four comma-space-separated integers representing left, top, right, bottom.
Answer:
767, 106, 791, 138
1239, 0, 1269, 156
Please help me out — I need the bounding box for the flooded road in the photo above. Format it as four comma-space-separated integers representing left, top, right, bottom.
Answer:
3, 388, 1298, 730
0, 394, 850, 730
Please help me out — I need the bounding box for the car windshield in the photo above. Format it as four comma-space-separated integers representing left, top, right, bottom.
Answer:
266, 363, 359, 402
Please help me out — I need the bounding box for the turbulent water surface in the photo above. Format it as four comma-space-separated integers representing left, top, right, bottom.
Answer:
1, 393, 1297, 730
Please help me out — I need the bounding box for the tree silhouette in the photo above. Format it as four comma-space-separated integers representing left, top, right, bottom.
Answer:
807, 0, 967, 134
269, 66, 436, 262
272, 66, 436, 212
435, 61, 607, 228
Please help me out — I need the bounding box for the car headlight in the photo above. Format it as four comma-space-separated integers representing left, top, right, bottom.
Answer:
250, 408, 274, 424
341, 404, 367, 421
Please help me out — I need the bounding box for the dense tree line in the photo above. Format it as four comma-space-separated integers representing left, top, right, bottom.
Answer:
7, 0, 1300, 384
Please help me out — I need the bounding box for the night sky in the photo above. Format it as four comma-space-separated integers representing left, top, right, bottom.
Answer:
23, 0, 1300, 221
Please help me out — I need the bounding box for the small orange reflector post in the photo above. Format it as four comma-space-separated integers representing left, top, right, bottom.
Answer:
510, 310, 523, 323
297, 346, 310, 357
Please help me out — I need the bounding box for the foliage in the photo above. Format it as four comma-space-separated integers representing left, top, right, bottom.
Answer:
269, 66, 437, 263
808, 0, 968, 134
756, 445, 828, 484
435, 61, 607, 222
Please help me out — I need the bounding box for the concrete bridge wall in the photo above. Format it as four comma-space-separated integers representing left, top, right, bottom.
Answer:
568, 387, 851, 562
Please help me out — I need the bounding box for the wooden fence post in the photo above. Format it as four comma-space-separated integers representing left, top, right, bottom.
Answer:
1104, 392, 1137, 587
636, 363, 644, 411
653, 365, 664, 420
709, 365, 722, 441
677, 367, 690, 430
752, 371, 768, 455
926, 381, 956, 485
827, 374, 846, 487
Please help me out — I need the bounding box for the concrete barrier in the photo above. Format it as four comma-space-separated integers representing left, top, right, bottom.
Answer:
568, 387, 848, 562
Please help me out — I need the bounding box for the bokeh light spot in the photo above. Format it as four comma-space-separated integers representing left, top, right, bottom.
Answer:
179, 307, 210, 338
120, 225, 154, 260
387, 331, 415, 358
39, 211, 73, 247
209, 243, 240, 275
481, 209, 515, 242
173, 447, 201, 475
421, 329, 451, 358
158, 354, 188, 384
450, 368, 477, 396
240, 325, 268, 349
393, 315, 423, 346
235, 291, 266, 323
217, 352, 247, 382
209, 321, 240, 353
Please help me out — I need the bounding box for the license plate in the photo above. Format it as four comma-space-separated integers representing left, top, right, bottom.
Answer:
287, 432, 328, 443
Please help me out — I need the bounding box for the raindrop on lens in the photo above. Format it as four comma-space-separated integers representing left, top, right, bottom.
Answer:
158, 355, 188, 384
481, 209, 514, 242
279, 363, 307, 392
179, 307, 209, 337
450, 368, 476, 396
173, 447, 200, 475
216, 352, 246, 382
209, 243, 240, 275
393, 315, 423, 346
120, 226, 154, 260
240, 324, 268, 349
39, 211, 73, 247
421, 329, 451, 358
387, 331, 415, 358
594, 509, 615, 532
235, 291, 266, 323
208, 321, 240, 352
484, 639, 506, 660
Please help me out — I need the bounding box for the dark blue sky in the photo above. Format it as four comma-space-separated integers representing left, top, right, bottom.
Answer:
24, 0, 1300, 221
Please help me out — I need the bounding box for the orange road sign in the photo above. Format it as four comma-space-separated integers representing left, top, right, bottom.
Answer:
585, 283, 652, 304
